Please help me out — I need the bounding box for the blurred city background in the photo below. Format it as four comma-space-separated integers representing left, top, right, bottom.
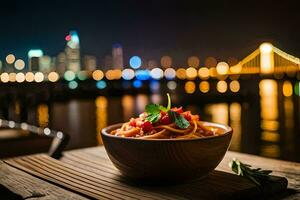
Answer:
0, 0, 299, 162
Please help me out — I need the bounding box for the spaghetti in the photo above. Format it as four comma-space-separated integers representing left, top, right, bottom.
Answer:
110, 106, 223, 139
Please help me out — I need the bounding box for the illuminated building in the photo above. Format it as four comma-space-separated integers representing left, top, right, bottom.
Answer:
83, 55, 97, 71
112, 43, 123, 69
56, 52, 67, 76
28, 49, 44, 71
29, 57, 40, 72
65, 31, 80, 73
39, 55, 52, 73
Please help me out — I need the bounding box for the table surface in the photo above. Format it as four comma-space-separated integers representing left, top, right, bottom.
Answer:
1, 146, 300, 199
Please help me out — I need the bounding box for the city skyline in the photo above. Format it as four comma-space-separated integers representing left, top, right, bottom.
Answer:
1, 0, 300, 63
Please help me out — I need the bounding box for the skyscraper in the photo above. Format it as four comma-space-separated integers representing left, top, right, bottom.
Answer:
65, 31, 80, 73
112, 43, 123, 69
56, 52, 67, 76
39, 56, 51, 73
83, 55, 97, 71
28, 49, 44, 72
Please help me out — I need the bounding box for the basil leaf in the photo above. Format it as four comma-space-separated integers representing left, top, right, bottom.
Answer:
168, 110, 190, 129
145, 104, 160, 114
146, 114, 160, 123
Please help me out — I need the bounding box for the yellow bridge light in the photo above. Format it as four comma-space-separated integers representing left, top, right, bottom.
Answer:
216, 62, 229, 75
260, 43, 273, 54
260, 43, 274, 74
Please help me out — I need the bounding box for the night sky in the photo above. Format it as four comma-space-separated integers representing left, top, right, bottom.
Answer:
1, 0, 300, 65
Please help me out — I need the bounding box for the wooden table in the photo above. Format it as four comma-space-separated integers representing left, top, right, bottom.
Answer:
1, 146, 300, 199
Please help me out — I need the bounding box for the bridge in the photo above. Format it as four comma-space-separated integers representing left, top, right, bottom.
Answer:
230, 43, 300, 76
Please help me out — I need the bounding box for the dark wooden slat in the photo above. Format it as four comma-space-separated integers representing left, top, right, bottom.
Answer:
4, 159, 105, 199
0, 160, 87, 200
25, 156, 148, 200
61, 154, 182, 200
15, 157, 140, 200
27, 155, 168, 200
5, 155, 181, 200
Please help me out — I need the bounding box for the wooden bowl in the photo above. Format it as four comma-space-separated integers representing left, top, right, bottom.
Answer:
101, 122, 232, 182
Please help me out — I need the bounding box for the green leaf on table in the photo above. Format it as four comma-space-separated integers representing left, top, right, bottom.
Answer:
229, 158, 273, 187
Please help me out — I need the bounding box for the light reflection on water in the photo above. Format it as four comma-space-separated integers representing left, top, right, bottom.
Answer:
4, 78, 299, 162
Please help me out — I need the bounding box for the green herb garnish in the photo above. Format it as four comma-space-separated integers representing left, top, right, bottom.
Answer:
168, 110, 190, 129
146, 93, 171, 123
145, 93, 190, 129
229, 158, 273, 187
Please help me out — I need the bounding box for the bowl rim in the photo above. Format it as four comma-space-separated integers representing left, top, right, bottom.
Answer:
101, 121, 232, 142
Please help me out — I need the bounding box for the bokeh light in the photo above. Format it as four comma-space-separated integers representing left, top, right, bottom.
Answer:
113, 69, 122, 80
68, 80, 78, 89
96, 80, 107, 89
216, 62, 229, 75
6, 54, 16, 64
0, 73, 9, 83
133, 80, 143, 88
105, 70, 114, 80
164, 68, 176, 80
150, 68, 164, 80
199, 81, 210, 93
209, 67, 217, 77
176, 68, 186, 79
294, 82, 300, 96
187, 56, 200, 68
122, 69, 135, 80
14, 59, 25, 70
186, 67, 197, 79
160, 56, 172, 69
48, 72, 59, 82
185, 81, 196, 94
64, 70, 76, 81
16, 73, 25, 83
34, 72, 44, 82
135, 70, 150, 80
150, 81, 160, 92
229, 80, 240, 92
77, 71, 89, 81
9, 73, 16, 82
105, 69, 122, 80
129, 56, 142, 69
204, 57, 217, 67
25, 72, 34, 82
92, 70, 104, 81
167, 81, 177, 90
198, 67, 210, 80
283, 81, 293, 97
217, 81, 228, 93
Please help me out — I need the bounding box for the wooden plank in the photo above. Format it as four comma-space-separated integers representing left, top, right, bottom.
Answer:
0, 160, 87, 200
4, 155, 180, 200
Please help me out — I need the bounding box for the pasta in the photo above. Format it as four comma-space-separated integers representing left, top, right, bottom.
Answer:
110, 106, 223, 139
